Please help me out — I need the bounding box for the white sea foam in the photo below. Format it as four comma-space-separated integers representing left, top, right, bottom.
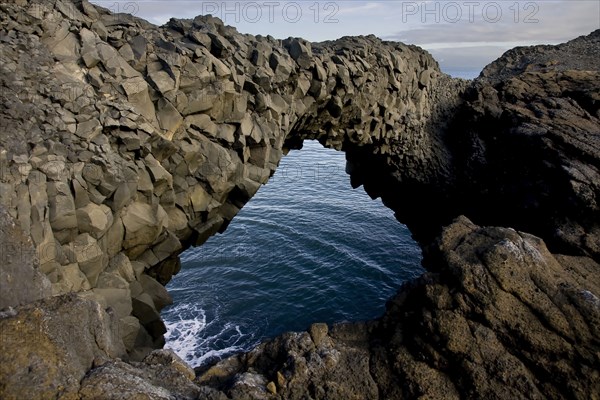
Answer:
163, 303, 207, 365
163, 302, 255, 366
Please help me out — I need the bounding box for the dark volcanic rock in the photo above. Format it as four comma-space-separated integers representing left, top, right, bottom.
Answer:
79, 350, 212, 400
372, 217, 600, 399
200, 217, 600, 400
479, 30, 600, 85
448, 61, 600, 259
0, 0, 599, 398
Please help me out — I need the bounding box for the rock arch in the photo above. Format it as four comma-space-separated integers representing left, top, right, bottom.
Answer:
0, 0, 467, 354
2, 1, 600, 398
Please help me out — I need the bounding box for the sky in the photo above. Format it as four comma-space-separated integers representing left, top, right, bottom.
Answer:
91, 1, 600, 75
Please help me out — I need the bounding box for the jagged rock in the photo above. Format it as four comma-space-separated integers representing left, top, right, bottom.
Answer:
183, 88, 220, 115
47, 180, 77, 232
156, 98, 183, 140
139, 274, 173, 310
121, 202, 168, 249
188, 184, 211, 213
0, 294, 126, 400
94, 271, 132, 317
76, 202, 113, 238
108, 252, 136, 283
284, 38, 313, 69
79, 358, 207, 400
148, 69, 176, 95
144, 349, 195, 381
53, 263, 91, 294
0, 206, 51, 309
104, 216, 125, 257
308, 322, 328, 347
204, 324, 378, 400
120, 315, 142, 351
186, 113, 218, 136
132, 292, 161, 325
121, 77, 156, 122
76, 118, 102, 140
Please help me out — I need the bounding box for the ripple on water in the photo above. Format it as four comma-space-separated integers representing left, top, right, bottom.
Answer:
162, 141, 424, 366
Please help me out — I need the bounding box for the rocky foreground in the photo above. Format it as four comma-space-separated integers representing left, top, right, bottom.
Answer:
0, 0, 599, 398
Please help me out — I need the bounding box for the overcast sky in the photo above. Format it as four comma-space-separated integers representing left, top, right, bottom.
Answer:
91, 1, 599, 75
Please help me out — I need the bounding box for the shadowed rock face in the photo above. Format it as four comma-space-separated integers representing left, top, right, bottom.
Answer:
0, 0, 599, 398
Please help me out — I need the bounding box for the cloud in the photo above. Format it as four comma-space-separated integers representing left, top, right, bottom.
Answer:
383, 1, 599, 69
337, 2, 383, 15
390, 2, 597, 40
89, 0, 599, 69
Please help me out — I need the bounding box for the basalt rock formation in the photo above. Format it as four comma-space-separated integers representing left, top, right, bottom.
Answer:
0, 0, 598, 398
0, 0, 465, 354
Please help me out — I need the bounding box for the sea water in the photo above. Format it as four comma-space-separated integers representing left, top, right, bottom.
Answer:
161, 140, 424, 366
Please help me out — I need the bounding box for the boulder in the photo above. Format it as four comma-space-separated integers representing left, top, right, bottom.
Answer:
92, 286, 132, 319
144, 154, 172, 194
132, 292, 160, 325
76, 202, 113, 238
183, 88, 220, 115
79, 357, 207, 400
148, 69, 176, 95
308, 323, 329, 347
150, 231, 182, 263
50, 31, 80, 62
120, 315, 143, 351
284, 38, 312, 69
185, 113, 217, 136
53, 263, 91, 294
189, 184, 212, 212
108, 253, 136, 283
120, 77, 156, 123
47, 181, 77, 232
76, 118, 102, 140
156, 98, 183, 140
144, 349, 195, 381
121, 202, 168, 249
104, 216, 125, 257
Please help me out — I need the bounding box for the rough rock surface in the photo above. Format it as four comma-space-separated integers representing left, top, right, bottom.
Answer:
0, 293, 126, 400
0, 0, 599, 398
446, 41, 600, 259
202, 217, 599, 399
0, 0, 465, 353
0, 205, 51, 308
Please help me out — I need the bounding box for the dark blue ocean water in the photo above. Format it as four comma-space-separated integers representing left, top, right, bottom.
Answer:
161, 140, 425, 366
